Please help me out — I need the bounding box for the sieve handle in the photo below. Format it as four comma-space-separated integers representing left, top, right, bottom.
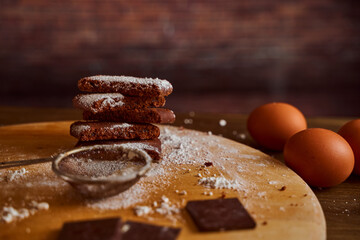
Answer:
0, 157, 55, 169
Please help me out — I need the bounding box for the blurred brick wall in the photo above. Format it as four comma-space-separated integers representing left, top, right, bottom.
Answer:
0, 0, 359, 109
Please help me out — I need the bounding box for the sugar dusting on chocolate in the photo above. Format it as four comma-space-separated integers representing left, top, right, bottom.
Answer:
74, 93, 125, 113
70, 124, 91, 136
85, 75, 173, 93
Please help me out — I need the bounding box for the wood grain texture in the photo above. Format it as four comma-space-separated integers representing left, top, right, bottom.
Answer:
0, 106, 359, 239
0, 121, 325, 239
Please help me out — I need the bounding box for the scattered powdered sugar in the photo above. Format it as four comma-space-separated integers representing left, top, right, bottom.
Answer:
0, 161, 68, 190
269, 180, 280, 185
117, 143, 158, 155
6, 168, 28, 181
0, 124, 322, 229
237, 165, 245, 173
160, 128, 211, 165
1, 201, 49, 223
198, 177, 240, 189
239, 154, 260, 160
145, 162, 167, 177
134, 206, 153, 216
2, 125, 277, 218
32, 202, 49, 211
87, 161, 172, 211
1, 207, 29, 223
257, 192, 266, 198
87, 183, 148, 210
254, 162, 266, 167
155, 198, 180, 216
89, 126, 227, 211
133, 195, 180, 221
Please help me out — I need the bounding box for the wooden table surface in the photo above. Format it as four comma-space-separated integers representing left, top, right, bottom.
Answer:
0, 106, 359, 239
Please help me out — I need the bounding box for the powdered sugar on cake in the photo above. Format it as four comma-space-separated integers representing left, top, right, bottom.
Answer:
72, 122, 133, 135
107, 123, 133, 131
86, 75, 172, 93
74, 93, 125, 113
70, 124, 91, 136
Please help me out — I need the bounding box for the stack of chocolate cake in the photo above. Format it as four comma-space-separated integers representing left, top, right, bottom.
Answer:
70, 75, 175, 161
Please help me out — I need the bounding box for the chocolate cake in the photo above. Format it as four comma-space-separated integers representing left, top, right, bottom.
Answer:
71, 75, 175, 162
83, 108, 175, 124
78, 75, 173, 97
70, 121, 160, 141
73, 93, 166, 114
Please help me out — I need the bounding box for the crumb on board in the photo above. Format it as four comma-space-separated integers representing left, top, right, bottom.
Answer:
204, 162, 213, 167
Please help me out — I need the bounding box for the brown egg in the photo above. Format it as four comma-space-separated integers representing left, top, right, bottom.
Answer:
284, 128, 354, 187
247, 102, 307, 151
338, 119, 360, 175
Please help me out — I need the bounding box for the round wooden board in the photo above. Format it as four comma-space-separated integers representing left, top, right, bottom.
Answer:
0, 121, 325, 240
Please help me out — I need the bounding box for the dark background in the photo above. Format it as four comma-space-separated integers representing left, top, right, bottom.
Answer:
1, 0, 359, 116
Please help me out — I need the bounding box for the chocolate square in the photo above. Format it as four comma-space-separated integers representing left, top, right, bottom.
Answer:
186, 198, 256, 232
57, 217, 122, 240
121, 221, 181, 240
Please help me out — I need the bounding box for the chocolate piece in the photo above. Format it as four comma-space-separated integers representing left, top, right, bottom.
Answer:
121, 221, 181, 240
76, 138, 162, 162
73, 93, 166, 114
70, 121, 160, 141
78, 75, 173, 97
83, 108, 175, 124
57, 217, 122, 240
185, 198, 256, 232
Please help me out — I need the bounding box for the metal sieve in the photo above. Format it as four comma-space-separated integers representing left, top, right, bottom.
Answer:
51, 144, 152, 199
